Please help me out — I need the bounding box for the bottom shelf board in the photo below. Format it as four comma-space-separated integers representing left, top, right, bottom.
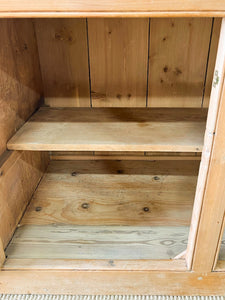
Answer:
18, 160, 200, 226
5, 159, 199, 262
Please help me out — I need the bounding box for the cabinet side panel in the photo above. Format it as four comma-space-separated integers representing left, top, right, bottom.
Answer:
0, 151, 49, 249
0, 19, 43, 156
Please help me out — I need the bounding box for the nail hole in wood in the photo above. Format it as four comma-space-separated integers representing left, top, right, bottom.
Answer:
143, 207, 150, 212
35, 206, 42, 212
81, 203, 89, 209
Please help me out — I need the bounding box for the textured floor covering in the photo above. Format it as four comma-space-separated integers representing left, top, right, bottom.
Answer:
0, 296, 225, 300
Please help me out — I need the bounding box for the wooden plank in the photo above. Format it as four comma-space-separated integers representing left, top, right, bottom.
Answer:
88, 19, 148, 107
0, 19, 42, 156
3, 258, 186, 271
0, 238, 5, 267
148, 18, 212, 107
186, 18, 225, 272
35, 19, 90, 108
1, 12, 225, 18
20, 160, 199, 226
2, 270, 225, 295
5, 224, 189, 260
7, 107, 207, 152
0, 151, 49, 248
203, 18, 222, 107
0, 0, 225, 16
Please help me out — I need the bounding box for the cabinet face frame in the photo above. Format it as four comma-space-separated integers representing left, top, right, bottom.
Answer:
186, 17, 225, 273
1, 14, 225, 295
0, 0, 224, 18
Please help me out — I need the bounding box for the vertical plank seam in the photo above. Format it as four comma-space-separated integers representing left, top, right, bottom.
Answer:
146, 18, 151, 108
86, 18, 92, 108
144, 18, 151, 157
32, 19, 45, 104
201, 18, 215, 108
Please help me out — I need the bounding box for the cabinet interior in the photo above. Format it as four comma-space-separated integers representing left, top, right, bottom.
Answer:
1, 17, 224, 270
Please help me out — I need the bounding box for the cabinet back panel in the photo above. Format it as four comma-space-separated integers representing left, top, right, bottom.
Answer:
35, 18, 221, 108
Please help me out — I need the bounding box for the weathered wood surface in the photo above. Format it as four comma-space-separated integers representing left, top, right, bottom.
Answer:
20, 160, 199, 226
6, 224, 189, 260
7, 107, 207, 152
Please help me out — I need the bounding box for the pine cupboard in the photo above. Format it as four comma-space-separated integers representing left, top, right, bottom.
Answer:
1, 0, 225, 295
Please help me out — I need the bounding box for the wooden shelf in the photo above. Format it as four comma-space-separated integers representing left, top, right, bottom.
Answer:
7, 107, 207, 152
5, 159, 199, 261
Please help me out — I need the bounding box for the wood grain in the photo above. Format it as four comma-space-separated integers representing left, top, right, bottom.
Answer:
2, 270, 225, 295
3, 258, 186, 271
6, 224, 189, 260
186, 19, 225, 272
148, 18, 212, 107
20, 160, 199, 226
203, 18, 222, 107
191, 79, 225, 272
0, 19, 42, 156
0, 151, 49, 248
7, 107, 207, 152
0, 0, 224, 16
35, 19, 90, 107
88, 18, 148, 107
0, 238, 5, 267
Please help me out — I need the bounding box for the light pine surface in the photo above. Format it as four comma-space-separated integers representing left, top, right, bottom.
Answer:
5, 159, 199, 261
35, 19, 90, 108
20, 160, 199, 226
7, 107, 207, 152
88, 19, 148, 107
148, 18, 212, 107
0, 0, 225, 17
186, 18, 225, 272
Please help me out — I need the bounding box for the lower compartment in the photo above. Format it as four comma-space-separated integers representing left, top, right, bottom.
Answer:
5, 159, 199, 264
